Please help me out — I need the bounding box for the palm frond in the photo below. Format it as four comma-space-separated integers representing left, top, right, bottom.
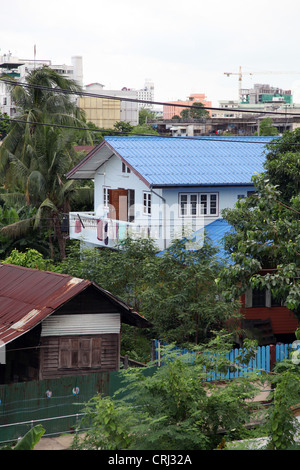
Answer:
39, 198, 58, 212
0, 192, 27, 207
33, 198, 58, 229
69, 186, 94, 205
0, 217, 35, 239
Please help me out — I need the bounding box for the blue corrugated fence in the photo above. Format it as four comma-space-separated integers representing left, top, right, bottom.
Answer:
153, 340, 300, 379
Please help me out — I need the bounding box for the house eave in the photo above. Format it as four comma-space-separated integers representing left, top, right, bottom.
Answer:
150, 182, 255, 188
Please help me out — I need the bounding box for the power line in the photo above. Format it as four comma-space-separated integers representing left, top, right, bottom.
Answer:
1, 80, 300, 144
2, 77, 300, 116
0, 115, 298, 145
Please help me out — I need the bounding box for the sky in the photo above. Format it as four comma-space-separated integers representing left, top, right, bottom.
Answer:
1, 0, 300, 108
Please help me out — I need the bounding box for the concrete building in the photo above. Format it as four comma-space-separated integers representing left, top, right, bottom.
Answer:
137, 79, 154, 109
81, 83, 139, 127
163, 93, 212, 120
0, 52, 83, 117
240, 83, 292, 105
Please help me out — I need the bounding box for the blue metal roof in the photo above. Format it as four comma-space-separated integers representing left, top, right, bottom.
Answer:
157, 218, 233, 263
105, 136, 274, 186
191, 218, 233, 262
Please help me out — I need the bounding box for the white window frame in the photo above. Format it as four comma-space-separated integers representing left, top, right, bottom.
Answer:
143, 192, 151, 215
179, 193, 198, 216
103, 186, 110, 208
122, 162, 131, 173
200, 193, 218, 216
179, 192, 219, 217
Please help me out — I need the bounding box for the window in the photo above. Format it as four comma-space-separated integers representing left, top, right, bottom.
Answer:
180, 194, 188, 215
245, 288, 283, 308
143, 192, 151, 215
179, 193, 218, 216
122, 162, 131, 173
209, 194, 217, 215
59, 337, 101, 369
252, 288, 266, 308
103, 187, 110, 208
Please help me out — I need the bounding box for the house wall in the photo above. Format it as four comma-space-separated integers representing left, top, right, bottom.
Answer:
241, 292, 299, 336
79, 96, 121, 129
38, 287, 124, 379
39, 333, 120, 380
160, 185, 254, 239
94, 153, 150, 216
93, 154, 256, 248
163, 93, 212, 119
93, 154, 166, 248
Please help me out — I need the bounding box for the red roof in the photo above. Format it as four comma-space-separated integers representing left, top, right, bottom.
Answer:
0, 263, 152, 345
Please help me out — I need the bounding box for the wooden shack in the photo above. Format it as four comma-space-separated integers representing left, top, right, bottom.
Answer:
0, 263, 152, 384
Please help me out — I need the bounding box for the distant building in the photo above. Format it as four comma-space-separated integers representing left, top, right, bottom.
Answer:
214, 84, 296, 121
240, 83, 293, 105
163, 93, 212, 119
0, 52, 83, 116
137, 79, 154, 109
81, 83, 139, 127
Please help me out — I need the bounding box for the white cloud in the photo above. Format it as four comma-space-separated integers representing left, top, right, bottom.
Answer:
1, 0, 300, 106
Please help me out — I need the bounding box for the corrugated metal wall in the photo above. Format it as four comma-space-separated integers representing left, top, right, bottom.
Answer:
41, 314, 121, 336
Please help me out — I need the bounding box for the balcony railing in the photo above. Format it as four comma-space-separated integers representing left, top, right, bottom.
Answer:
69, 212, 164, 250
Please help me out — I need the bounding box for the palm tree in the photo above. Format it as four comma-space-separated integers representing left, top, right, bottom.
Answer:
0, 67, 93, 260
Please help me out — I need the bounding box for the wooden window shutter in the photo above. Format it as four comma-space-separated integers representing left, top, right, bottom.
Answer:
59, 338, 71, 368
71, 338, 79, 367
91, 338, 102, 367
59, 338, 79, 369
79, 338, 92, 368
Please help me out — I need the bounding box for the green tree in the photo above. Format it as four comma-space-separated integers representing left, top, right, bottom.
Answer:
131, 124, 159, 135
0, 67, 93, 260
255, 118, 279, 136
180, 102, 209, 119
0, 112, 11, 140
138, 107, 156, 125
140, 237, 241, 346
218, 129, 300, 320
74, 333, 262, 450
266, 360, 300, 450
2, 247, 54, 270
263, 128, 300, 203
113, 121, 134, 133
57, 236, 241, 350
0, 204, 50, 258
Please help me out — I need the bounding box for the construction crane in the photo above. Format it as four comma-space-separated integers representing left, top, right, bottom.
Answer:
224, 66, 300, 100
224, 66, 252, 98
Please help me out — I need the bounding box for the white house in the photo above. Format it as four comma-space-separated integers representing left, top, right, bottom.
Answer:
66, 135, 274, 252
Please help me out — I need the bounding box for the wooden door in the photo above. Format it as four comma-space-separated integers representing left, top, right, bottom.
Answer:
108, 189, 128, 221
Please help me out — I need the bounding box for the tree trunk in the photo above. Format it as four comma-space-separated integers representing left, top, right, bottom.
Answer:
52, 212, 66, 260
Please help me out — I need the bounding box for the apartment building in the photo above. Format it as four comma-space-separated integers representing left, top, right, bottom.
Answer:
81, 83, 139, 127
0, 53, 83, 116
163, 93, 212, 119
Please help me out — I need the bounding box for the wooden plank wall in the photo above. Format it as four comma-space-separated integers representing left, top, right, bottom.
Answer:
39, 334, 120, 380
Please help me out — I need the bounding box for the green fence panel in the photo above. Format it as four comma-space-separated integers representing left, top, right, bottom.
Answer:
0, 372, 110, 444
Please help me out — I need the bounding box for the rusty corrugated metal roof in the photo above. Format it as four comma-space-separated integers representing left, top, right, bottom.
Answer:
0, 263, 152, 345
